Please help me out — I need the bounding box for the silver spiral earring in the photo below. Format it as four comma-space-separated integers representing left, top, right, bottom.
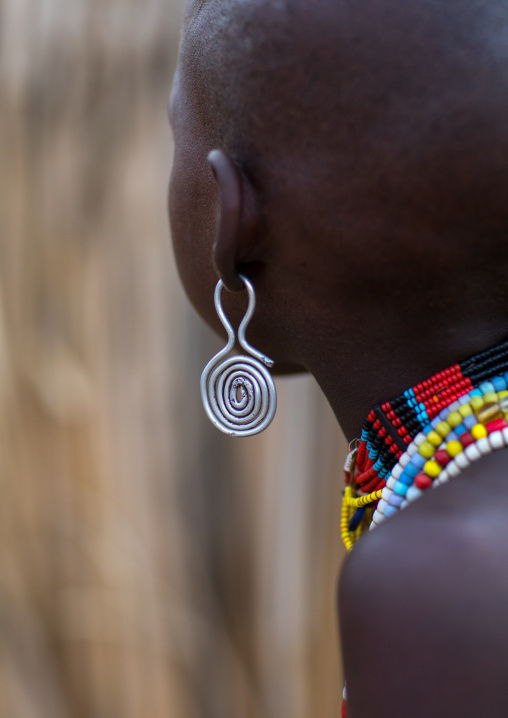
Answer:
200, 275, 277, 436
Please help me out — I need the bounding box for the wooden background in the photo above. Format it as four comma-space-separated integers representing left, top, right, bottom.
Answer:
0, 1, 347, 716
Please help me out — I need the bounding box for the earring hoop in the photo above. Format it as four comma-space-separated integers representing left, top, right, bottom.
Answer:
200, 275, 277, 436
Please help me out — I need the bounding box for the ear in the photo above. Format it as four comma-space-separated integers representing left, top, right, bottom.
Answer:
208, 149, 259, 292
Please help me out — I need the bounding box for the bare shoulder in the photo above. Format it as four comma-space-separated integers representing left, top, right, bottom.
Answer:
339, 448, 508, 718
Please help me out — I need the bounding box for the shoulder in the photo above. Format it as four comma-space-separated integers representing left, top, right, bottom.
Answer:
339, 453, 508, 717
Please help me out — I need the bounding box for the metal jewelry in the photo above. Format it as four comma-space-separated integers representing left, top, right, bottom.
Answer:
200, 275, 277, 436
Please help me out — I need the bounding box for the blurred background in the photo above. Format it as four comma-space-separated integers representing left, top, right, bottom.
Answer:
0, 0, 347, 716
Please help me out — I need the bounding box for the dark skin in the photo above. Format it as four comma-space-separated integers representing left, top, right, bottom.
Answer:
169, 0, 508, 715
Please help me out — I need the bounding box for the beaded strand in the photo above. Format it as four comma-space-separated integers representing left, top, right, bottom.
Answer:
340, 349, 508, 718
351, 339, 508, 499
372, 383, 508, 527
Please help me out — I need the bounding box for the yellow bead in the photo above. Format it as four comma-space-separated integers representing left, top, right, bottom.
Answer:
446, 440, 463, 457
458, 404, 473, 418
419, 441, 435, 458
483, 392, 498, 405
436, 421, 451, 438
427, 431, 442, 447
471, 396, 484, 411
499, 390, 508, 400
471, 423, 488, 440
447, 411, 462, 428
424, 460, 441, 478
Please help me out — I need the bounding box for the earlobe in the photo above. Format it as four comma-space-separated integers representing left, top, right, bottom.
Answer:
207, 149, 257, 292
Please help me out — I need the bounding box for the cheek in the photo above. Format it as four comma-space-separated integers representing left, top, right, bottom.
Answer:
168, 144, 221, 329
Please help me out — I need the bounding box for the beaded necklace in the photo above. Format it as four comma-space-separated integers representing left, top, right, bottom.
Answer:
341, 338, 508, 550
340, 340, 508, 718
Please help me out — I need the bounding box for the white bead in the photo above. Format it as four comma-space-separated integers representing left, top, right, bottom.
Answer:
502, 427, 508, 444
455, 452, 471, 470
406, 485, 423, 502
464, 444, 482, 462
391, 464, 403, 480
447, 461, 461, 477
414, 433, 426, 446
407, 442, 417, 456
370, 514, 380, 529
437, 469, 449, 484
476, 437, 492, 455
386, 476, 398, 489
448, 401, 460, 412
400, 499, 409, 510
489, 431, 505, 450
381, 487, 392, 503
399, 453, 410, 468
377, 498, 388, 514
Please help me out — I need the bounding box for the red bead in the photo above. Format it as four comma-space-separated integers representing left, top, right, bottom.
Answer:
342, 700, 348, 718
486, 418, 508, 433
415, 473, 433, 490
459, 432, 474, 448
434, 449, 451, 466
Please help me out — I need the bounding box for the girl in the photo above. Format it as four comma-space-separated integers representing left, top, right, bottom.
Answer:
169, 0, 508, 715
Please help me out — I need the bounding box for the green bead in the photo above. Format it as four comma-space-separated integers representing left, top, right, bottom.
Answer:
419, 441, 435, 458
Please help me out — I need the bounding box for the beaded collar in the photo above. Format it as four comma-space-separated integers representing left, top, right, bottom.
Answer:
340, 341, 508, 718
341, 339, 508, 551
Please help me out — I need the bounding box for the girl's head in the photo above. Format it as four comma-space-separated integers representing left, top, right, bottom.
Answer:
169, 0, 508, 432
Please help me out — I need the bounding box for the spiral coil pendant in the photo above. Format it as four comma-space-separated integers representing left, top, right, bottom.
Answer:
200, 277, 277, 437
203, 354, 276, 436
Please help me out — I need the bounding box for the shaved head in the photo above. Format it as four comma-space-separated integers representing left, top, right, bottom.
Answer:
170, 0, 508, 432
177, 0, 508, 266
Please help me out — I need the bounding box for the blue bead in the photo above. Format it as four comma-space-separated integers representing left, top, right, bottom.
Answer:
404, 463, 419, 478
412, 454, 426, 469
388, 493, 405, 507
439, 408, 450, 421
454, 425, 466, 436
393, 482, 408, 496
384, 504, 398, 518
458, 394, 471, 405
493, 376, 507, 392
470, 389, 482, 397
480, 381, 495, 394
504, 372, 508, 386
447, 430, 458, 442
398, 471, 414, 485
348, 507, 367, 532
417, 408, 429, 422
463, 415, 477, 430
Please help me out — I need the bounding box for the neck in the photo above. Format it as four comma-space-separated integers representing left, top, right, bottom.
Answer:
306, 319, 508, 442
